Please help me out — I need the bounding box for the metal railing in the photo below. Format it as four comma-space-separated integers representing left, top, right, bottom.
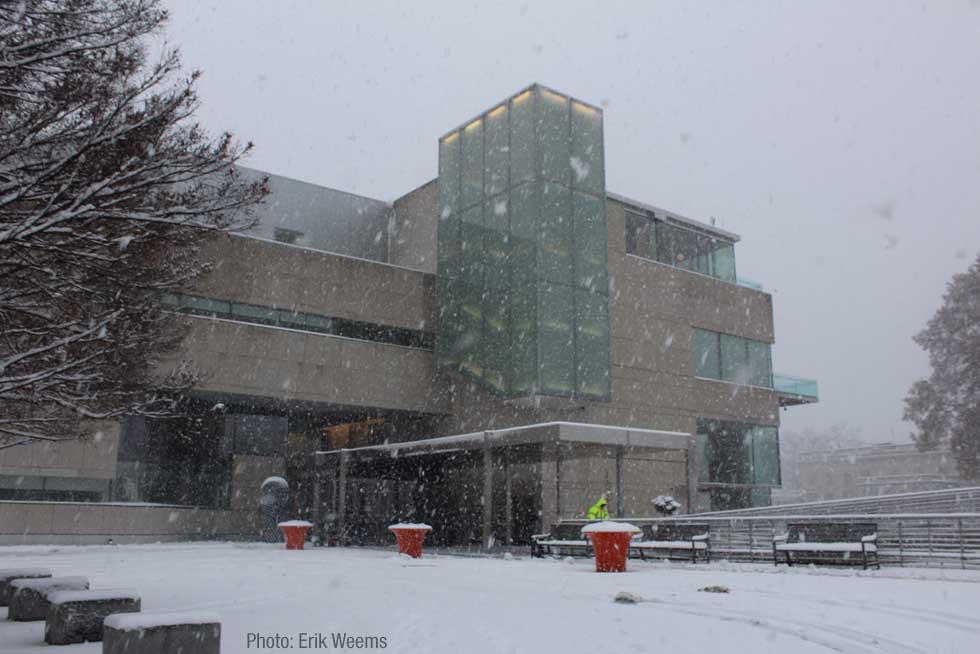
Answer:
558, 513, 980, 569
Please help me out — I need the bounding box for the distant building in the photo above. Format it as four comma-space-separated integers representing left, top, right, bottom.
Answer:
785, 443, 962, 503
1, 84, 818, 544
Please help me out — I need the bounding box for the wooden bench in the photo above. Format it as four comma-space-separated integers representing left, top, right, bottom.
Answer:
7, 576, 89, 621
103, 610, 221, 654
44, 589, 141, 645
531, 523, 592, 558
633, 523, 711, 563
773, 522, 879, 570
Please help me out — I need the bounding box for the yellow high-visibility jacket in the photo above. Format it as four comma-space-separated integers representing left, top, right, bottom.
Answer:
587, 499, 609, 520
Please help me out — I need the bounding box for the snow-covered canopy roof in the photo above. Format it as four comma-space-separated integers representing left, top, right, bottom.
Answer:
315, 421, 690, 461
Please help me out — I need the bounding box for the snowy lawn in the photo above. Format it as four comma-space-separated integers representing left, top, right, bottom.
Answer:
1, 542, 979, 653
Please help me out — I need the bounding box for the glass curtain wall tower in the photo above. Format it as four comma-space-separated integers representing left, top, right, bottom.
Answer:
436, 84, 611, 399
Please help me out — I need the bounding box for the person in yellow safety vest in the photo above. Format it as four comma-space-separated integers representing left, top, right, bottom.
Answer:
587, 496, 609, 520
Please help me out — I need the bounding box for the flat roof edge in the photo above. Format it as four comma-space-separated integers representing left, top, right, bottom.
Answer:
315, 421, 691, 456
607, 191, 741, 242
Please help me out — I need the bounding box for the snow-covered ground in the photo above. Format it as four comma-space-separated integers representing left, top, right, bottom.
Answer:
2, 542, 979, 653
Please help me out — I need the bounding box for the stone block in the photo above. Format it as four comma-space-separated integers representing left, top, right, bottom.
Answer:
0, 568, 51, 606
102, 611, 221, 654
44, 589, 141, 644
8, 576, 89, 621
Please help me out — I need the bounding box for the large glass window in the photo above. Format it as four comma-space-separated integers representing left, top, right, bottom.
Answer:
461, 118, 483, 209
164, 293, 433, 350
693, 328, 721, 378
436, 85, 610, 400
697, 418, 781, 487
693, 328, 772, 388
625, 211, 738, 283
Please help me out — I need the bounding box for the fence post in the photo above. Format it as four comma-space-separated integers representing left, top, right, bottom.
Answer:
959, 518, 965, 571
927, 519, 934, 568
747, 520, 754, 561
897, 520, 904, 567
729, 519, 734, 556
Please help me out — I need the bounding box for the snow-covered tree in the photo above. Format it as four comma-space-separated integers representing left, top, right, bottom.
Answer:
0, 0, 268, 447
904, 254, 980, 479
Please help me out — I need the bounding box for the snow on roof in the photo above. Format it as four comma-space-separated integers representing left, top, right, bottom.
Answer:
317, 421, 690, 456
48, 589, 141, 604
103, 610, 221, 631
581, 521, 641, 534
388, 523, 432, 530
262, 476, 289, 488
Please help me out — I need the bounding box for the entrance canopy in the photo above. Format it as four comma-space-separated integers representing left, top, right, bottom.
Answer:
312, 422, 693, 549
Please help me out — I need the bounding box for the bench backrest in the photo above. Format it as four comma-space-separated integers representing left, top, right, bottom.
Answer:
786, 522, 877, 543
553, 523, 585, 540
642, 523, 709, 541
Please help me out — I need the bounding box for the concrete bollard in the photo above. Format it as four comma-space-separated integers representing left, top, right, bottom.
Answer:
102, 611, 221, 654
8, 576, 89, 621
0, 569, 52, 607
45, 589, 141, 645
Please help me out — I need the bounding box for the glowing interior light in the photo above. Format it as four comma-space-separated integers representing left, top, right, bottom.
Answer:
464, 118, 482, 132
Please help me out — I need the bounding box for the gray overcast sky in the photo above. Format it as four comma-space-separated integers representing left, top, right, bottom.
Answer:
164, 0, 980, 443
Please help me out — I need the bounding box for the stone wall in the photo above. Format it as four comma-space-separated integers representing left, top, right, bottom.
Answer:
0, 501, 262, 545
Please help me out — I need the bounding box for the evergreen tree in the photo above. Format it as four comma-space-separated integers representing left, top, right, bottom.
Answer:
904, 254, 980, 479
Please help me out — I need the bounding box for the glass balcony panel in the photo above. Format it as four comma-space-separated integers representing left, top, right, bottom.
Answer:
773, 374, 819, 399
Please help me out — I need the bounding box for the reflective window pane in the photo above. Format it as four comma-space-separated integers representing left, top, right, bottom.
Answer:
570, 101, 603, 194
537, 88, 570, 184
461, 119, 483, 209
752, 426, 781, 485
438, 132, 460, 217
694, 328, 721, 379
485, 104, 509, 197
510, 90, 534, 184
720, 333, 749, 384
539, 183, 572, 284
538, 282, 574, 395
573, 191, 607, 292
747, 339, 773, 388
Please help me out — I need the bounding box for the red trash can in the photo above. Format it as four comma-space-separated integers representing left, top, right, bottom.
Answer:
388, 523, 432, 558
278, 520, 313, 550
582, 522, 641, 572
